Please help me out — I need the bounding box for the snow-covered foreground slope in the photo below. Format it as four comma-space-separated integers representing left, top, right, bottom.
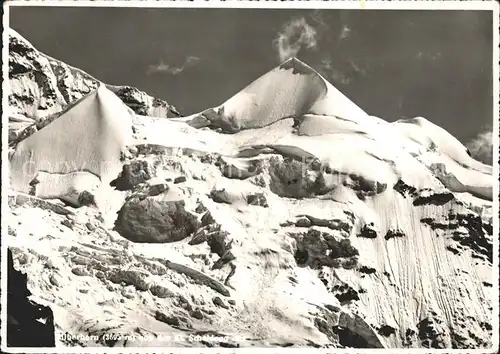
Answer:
5, 57, 496, 349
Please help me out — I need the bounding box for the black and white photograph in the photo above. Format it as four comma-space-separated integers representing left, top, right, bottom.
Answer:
1, 0, 499, 351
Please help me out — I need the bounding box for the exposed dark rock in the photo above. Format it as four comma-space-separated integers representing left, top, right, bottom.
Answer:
111, 85, 180, 117
218, 341, 240, 348
61, 219, 74, 230
207, 230, 231, 256
393, 179, 417, 198
300, 215, 352, 234
358, 266, 377, 274
377, 325, 396, 337
314, 316, 338, 343
154, 311, 181, 327
174, 176, 187, 184
294, 249, 309, 265
189, 228, 210, 246
211, 251, 236, 270
7, 249, 55, 347
291, 229, 359, 269
325, 304, 341, 312
268, 157, 332, 198
28, 176, 39, 195
246, 193, 269, 207
77, 190, 97, 207
114, 197, 200, 243
295, 216, 312, 227
224, 262, 237, 287
334, 286, 360, 303
417, 316, 451, 348
358, 224, 377, 239
153, 259, 231, 297
176, 295, 193, 311
452, 213, 492, 263
190, 308, 205, 320
201, 211, 216, 226
212, 296, 229, 309
304, 215, 331, 227
209, 189, 233, 204
384, 229, 405, 240
71, 266, 90, 276
147, 183, 168, 197
413, 190, 454, 206
195, 202, 208, 214
134, 144, 171, 156
108, 269, 150, 291
188, 224, 226, 251
13, 193, 74, 215
420, 217, 458, 231
347, 174, 387, 198
332, 325, 371, 348
480, 321, 492, 331
403, 328, 417, 346
149, 284, 174, 298
110, 160, 155, 191
200, 308, 216, 315
218, 157, 261, 180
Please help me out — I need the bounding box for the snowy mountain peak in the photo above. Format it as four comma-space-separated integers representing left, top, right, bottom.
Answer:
5, 30, 495, 350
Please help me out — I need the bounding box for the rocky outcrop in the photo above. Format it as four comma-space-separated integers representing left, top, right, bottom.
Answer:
290, 228, 359, 269
114, 196, 200, 243
110, 160, 156, 191
7, 249, 55, 347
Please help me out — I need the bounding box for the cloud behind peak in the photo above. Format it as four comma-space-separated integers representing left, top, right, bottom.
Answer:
273, 17, 318, 62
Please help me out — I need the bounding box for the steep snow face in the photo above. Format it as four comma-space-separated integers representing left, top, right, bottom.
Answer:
194, 58, 369, 133
8, 29, 180, 124
9, 85, 133, 204
6, 55, 495, 349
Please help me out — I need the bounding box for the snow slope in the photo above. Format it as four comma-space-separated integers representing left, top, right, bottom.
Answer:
9, 85, 133, 207
4, 56, 496, 349
189, 58, 370, 133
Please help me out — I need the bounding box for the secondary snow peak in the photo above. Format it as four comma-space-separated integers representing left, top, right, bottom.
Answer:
9, 85, 133, 205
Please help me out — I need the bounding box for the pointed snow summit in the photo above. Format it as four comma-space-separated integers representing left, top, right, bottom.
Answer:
191, 57, 371, 133
9, 85, 133, 206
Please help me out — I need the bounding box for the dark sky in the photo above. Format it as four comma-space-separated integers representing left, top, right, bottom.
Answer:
10, 7, 494, 144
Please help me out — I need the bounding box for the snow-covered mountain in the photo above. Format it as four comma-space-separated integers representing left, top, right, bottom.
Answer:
4, 36, 496, 350
8, 29, 180, 145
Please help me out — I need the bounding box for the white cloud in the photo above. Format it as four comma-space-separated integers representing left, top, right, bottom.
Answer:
273, 17, 318, 62
466, 129, 494, 165
147, 56, 200, 76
